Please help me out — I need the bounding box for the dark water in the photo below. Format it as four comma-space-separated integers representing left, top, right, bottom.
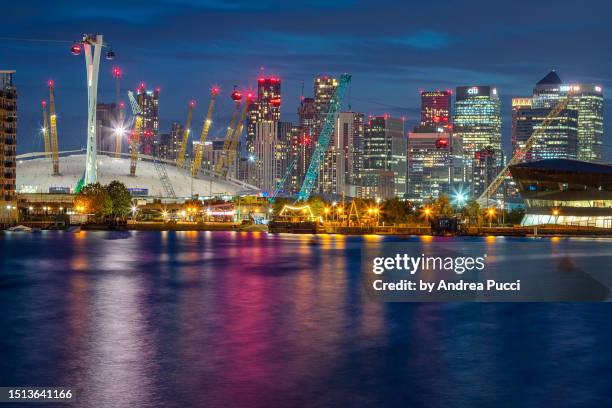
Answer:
1, 231, 612, 407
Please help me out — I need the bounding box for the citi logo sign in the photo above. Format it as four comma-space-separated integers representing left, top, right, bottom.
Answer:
467, 87, 479, 95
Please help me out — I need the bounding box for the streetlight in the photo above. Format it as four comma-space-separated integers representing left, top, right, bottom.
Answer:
552, 208, 559, 225
487, 208, 496, 227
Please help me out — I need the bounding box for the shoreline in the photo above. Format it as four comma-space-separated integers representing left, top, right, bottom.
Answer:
4, 222, 611, 238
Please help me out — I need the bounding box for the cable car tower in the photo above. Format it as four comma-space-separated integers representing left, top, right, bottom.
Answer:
70, 34, 115, 186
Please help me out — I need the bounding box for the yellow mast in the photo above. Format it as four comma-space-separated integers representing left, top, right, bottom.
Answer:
223, 94, 251, 178
48, 80, 60, 175
215, 87, 242, 174
176, 100, 196, 168
41, 100, 51, 158
191, 87, 219, 177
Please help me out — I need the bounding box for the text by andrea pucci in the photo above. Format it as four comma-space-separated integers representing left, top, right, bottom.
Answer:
371, 253, 520, 293
361, 242, 612, 302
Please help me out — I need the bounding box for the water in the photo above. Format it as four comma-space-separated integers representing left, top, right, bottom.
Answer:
1, 231, 612, 407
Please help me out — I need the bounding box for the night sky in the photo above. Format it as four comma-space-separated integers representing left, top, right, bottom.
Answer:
2, 0, 611, 158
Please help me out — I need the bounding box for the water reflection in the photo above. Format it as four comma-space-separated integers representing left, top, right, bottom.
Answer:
1, 232, 612, 407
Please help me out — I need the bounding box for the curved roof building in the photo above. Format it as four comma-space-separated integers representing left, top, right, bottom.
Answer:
16, 151, 259, 199
510, 159, 612, 228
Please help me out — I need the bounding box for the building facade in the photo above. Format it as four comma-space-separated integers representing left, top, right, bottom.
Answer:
362, 116, 406, 198
313, 76, 338, 142
511, 159, 612, 228
246, 76, 281, 157
0, 71, 17, 222
454, 85, 502, 196
407, 131, 463, 203
417, 90, 452, 131
158, 122, 183, 161
137, 85, 160, 155
96, 102, 118, 154
254, 121, 291, 194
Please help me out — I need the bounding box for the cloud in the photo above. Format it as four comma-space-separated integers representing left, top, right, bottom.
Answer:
396, 30, 450, 49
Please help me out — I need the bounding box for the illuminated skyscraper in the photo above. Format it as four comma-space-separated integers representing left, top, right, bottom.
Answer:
95, 102, 118, 154
571, 84, 604, 162
159, 122, 183, 161
417, 90, 452, 131
246, 76, 281, 156
337, 111, 365, 186
313, 76, 338, 141
510, 72, 603, 163
254, 121, 291, 194
454, 85, 502, 196
0, 70, 16, 220
407, 131, 463, 203
136, 85, 160, 155
362, 116, 406, 198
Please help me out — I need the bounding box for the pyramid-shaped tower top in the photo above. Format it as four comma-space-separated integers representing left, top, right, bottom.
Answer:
536, 70, 562, 85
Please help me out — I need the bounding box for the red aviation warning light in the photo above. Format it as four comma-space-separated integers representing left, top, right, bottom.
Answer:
435, 138, 449, 149
271, 98, 281, 107
112, 67, 122, 78
70, 43, 82, 56
231, 85, 243, 102
138, 82, 145, 91
41, 100, 47, 107
189, 100, 196, 108
48, 80, 54, 87
211, 86, 220, 96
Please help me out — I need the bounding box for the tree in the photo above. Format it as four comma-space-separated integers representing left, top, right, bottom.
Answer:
106, 180, 132, 218
307, 195, 326, 217
75, 183, 112, 220
381, 198, 413, 224
461, 199, 483, 226
432, 194, 454, 217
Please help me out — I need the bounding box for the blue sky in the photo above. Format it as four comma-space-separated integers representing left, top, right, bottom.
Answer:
2, 0, 611, 158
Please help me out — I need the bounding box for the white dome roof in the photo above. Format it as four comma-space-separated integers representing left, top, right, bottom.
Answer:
16, 153, 259, 198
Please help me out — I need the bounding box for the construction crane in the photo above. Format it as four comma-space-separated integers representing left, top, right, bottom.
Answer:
297, 74, 351, 201
191, 86, 220, 177
48, 80, 60, 175
214, 87, 243, 174
176, 100, 196, 168
41, 100, 51, 158
270, 154, 298, 201
221, 92, 252, 178
477, 94, 572, 206
113, 67, 124, 158
128, 90, 144, 176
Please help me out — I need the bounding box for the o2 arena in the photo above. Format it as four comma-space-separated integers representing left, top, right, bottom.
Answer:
16, 150, 259, 200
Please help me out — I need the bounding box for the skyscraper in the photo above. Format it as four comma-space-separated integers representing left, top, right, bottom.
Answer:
454, 85, 502, 196
417, 90, 452, 131
96, 102, 118, 154
136, 84, 160, 155
246, 76, 281, 155
0, 70, 16, 221
511, 72, 594, 163
254, 121, 291, 194
362, 116, 406, 199
571, 84, 604, 162
313, 76, 338, 141
158, 122, 183, 161
337, 111, 365, 186
407, 130, 463, 203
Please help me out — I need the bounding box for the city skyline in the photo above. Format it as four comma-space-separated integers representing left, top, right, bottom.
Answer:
1, 0, 610, 159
